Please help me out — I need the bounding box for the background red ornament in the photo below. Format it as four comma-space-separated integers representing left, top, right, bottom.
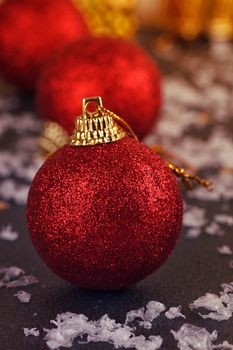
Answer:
37, 37, 162, 139
27, 137, 183, 290
0, 0, 88, 90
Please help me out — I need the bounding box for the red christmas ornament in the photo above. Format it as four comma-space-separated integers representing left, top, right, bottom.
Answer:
0, 0, 88, 89
27, 97, 182, 290
37, 36, 162, 139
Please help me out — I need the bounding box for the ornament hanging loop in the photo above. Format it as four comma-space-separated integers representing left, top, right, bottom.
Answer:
83, 96, 103, 118
98, 106, 138, 141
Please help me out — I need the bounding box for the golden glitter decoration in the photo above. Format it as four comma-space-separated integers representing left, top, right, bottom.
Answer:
206, 0, 233, 40
167, 163, 214, 191
138, 0, 233, 40
38, 121, 69, 157
73, 0, 138, 38
70, 96, 126, 146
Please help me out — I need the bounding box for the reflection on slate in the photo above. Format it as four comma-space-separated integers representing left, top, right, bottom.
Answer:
0, 39, 233, 349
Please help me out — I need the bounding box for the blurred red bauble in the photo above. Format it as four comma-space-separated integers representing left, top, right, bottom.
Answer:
37, 37, 162, 139
27, 104, 182, 290
0, 0, 88, 89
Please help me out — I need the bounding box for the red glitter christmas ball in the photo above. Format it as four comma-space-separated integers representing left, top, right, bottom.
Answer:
37, 37, 162, 138
0, 0, 88, 89
27, 137, 183, 290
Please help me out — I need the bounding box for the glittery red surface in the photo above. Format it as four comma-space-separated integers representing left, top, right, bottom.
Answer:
0, 0, 88, 89
27, 137, 183, 290
37, 37, 162, 138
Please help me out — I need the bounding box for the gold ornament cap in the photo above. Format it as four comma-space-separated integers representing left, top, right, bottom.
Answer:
69, 97, 126, 146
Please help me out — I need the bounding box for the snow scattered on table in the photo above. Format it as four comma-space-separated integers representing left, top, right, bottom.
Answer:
44, 312, 163, 350
0, 266, 24, 287
125, 306, 145, 325
183, 206, 207, 228
172, 323, 217, 350
172, 323, 233, 349
14, 291, 31, 303
213, 340, 233, 349
24, 327, 39, 337
0, 266, 38, 288
0, 224, 18, 241
188, 171, 233, 202
25, 284, 233, 349
205, 222, 224, 237
214, 214, 233, 227
125, 301, 165, 329
171, 323, 233, 350
0, 107, 42, 205
165, 306, 185, 320
184, 205, 232, 239
186, 228, 202, 239
0, 108, 41, 135
217, 245, 232, 256
0, 180, 29, 205
7, 274, 38, 288
190, 282, 233, 321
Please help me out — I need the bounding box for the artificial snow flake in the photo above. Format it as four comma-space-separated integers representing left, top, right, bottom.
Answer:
0, 225, 18, 241
186, 219, 225, 239
186, 228, 202, 239
205, 222, 224, 237
171, 323, 217, 350
125, 307, 145, 325
125, 301, 165, 329
190, 293, 231, 321
165, 306, 185, 320
221, 282, 233, 294
0, 149, 42, 181
0, 266, 24, 287
214, 214, 233, 227
143, 301, 166, 323
174, 128, 233, 170
172, 323, 233, 350
7, 275, 38, 288
24, 328, 40, 337
0, 179, 29, 205
213, 340, 233, 349
217, 245, 232, 256
0, 108, 43, 205
44, 311, 163, 350
190, 281, 233, 321
14, 291, 31, 303
0, 266, 38, 288
0, 111, 41, 136
183, 206, 207, 228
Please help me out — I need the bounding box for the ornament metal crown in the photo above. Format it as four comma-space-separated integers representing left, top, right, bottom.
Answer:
38, 95, 213, 191
69, 97, 126, 146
